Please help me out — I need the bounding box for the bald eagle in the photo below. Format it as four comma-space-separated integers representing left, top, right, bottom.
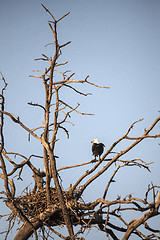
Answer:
91, 139, 105, 161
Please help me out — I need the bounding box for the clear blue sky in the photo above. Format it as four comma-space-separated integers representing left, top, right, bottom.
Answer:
0, 0, 160, 239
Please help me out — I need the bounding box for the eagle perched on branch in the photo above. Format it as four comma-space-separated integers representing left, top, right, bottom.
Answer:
91, 139, 105, 161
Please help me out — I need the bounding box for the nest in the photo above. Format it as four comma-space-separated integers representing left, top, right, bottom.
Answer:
15, 187, 73, 219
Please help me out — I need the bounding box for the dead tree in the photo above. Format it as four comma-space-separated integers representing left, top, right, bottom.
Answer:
0, 5, 160, 240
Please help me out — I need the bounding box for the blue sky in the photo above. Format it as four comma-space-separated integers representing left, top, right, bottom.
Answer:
0, 0, 160, 239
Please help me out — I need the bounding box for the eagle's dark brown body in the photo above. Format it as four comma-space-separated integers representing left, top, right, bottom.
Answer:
91, 139, 105, 160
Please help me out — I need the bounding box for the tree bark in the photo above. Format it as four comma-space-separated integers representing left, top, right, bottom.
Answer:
14, 208, 60, 240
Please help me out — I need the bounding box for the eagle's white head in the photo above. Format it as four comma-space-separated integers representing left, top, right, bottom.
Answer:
91, 139, 100, 144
